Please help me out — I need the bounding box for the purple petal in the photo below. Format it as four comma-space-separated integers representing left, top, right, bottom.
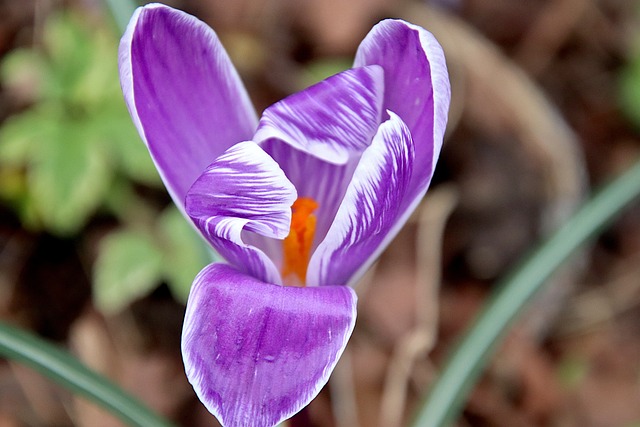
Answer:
254, 66, 384, 164
308, 112, 415, 287
119, 4, 257, 211
260, 139, 358, 252
186, 141, 296, 285
354, 19, 450, 209
182, 263, 357, 427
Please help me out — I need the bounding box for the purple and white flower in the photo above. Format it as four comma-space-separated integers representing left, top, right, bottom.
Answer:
119, 4, 449, 426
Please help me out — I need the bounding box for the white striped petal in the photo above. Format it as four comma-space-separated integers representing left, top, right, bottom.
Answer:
254, 66, 384, 164
185, 141, 296, 285
308, 112, 415, 287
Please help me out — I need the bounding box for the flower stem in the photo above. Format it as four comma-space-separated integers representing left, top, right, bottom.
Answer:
411, 158, 640, 427
0, 320, 176, 427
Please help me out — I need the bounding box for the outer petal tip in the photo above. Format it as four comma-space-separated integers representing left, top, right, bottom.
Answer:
118, 4, 258, 212
355, 18, 450, 192
182, 264, 357, 427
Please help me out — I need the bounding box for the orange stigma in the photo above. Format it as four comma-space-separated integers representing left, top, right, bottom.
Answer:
282, 197, 318, 286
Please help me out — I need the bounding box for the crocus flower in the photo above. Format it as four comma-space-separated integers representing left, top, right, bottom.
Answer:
119, 3, 449, 426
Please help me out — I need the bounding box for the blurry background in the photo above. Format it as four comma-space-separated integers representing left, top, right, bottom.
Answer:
0, 0, 640, 426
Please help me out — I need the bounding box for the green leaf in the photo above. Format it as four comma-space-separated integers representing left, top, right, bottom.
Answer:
0, 320, 175, 427
301, 58, 351, 88
44, 13, 94, 100
157, 207, 214, 302
411, 159, 640, 427
0, 10, 159, 236
93, 229, 164, 314
96, 103, 161, 186
28, 122, 111, 235
102, 0, 138, 34
556, 356, 588, 389
0, 108, 60, 165
71, 27, 120, 109
619, 55, 640, 127
0, 48, 49, 103
619, 6, 640, 128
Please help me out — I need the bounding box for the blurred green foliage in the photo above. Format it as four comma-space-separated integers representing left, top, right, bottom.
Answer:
95, 207, 211, 313
555, 355, 589, 390
301, 57, 352, 89
619, 9, 640, 128
0, 12, 159, 233
0, 12, 210, 313
620, 57, 640, 127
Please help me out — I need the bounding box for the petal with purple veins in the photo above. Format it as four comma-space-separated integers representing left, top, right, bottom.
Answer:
259, 139, 358, 252
308, 112, 415, 287
119, 4, 258, 211
354, 19, 450, 209
186, 141, 296, 285
254, 66, 384, 164
182, 263, 357, 427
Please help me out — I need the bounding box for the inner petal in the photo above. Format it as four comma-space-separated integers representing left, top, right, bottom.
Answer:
186, 141, 297, 285
246, 66, 386, 271
260, 138, 359, 257
254, 65, 385, 165
308, 111, 415, 288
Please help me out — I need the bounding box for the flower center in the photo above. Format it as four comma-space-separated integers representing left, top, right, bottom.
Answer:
282, 197, 318, 287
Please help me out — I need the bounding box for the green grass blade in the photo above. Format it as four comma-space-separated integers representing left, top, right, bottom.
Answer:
0, 321, 175, 427
412, 158, 640, 427
102, 0, 137, 34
